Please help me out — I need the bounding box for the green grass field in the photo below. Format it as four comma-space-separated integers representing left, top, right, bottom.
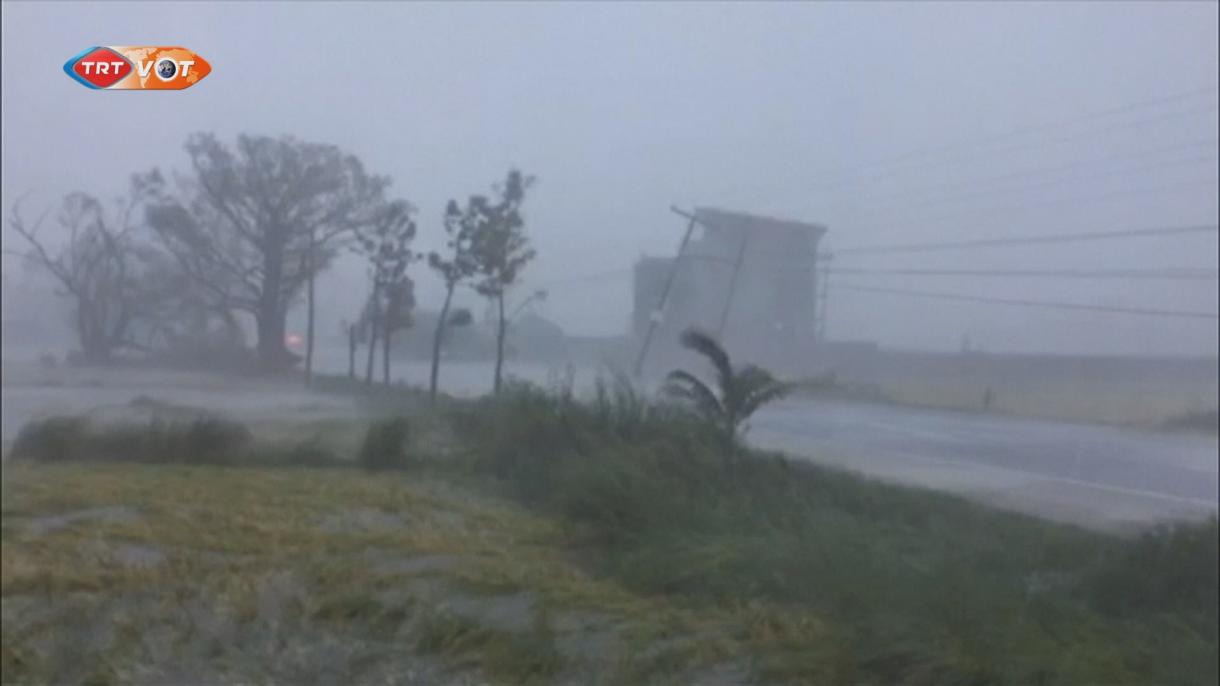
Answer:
2, 381, 1216, 685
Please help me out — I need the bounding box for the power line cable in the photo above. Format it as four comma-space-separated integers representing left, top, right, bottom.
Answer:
848, 176, 1218, 230
827, 267, 1220, 280
853, 152, 1218, 217
843, 138, 1219, 209
835, 283, 1219, 320
802, 87, 1219, 188
835, 224, 1219, 256
722, 96, 1218, 212
538, 266, 634, 288
819, 105, 1218, 201
708, 86, 1217, 218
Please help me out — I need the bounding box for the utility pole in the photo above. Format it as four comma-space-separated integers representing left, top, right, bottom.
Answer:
633, 207, 699, 378
815, 251, 832, 341
715, 228, 751, 339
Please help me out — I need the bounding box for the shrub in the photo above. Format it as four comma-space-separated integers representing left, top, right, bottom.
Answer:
10, 416, 91, 462
358, 417, 411, 470
8, 415, 252, 465
181, 417, 254, 463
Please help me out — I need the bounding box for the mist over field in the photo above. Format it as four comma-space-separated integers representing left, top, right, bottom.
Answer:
1, 3, 1217, 685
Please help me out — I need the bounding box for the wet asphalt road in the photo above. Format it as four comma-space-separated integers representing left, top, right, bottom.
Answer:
750, 396, 1218, 531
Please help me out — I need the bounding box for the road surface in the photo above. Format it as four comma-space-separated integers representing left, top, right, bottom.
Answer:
751, 396, 1218, 532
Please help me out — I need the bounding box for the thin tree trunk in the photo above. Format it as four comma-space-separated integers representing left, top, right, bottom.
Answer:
304, 233, 316, 388
429, 285, 455, 402
493, 292, 506, 394
365, 286, 379, 387
383, 324, 391, 385
347, 324, 357, 379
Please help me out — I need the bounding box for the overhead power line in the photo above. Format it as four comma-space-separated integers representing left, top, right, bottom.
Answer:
836, 284, 1219, 320
847, 175, 1219, 230
539, 266, 633, 288
834, 224, 1220, 256
853, 152, 1218, 217
801, 87, 1219, 188
827, 267, 1220, 280
845, 138, 1219, 210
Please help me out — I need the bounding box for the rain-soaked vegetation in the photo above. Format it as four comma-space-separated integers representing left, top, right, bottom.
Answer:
4, 376, 1216, 684
3, 2, 1218, 685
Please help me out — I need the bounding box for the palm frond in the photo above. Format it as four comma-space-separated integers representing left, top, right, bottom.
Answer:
678, 328, 733, 394
735, 365, 793, 420
664, 369, 724, 420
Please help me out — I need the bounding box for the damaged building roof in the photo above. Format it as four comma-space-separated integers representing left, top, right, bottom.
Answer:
692, 207, 828, 239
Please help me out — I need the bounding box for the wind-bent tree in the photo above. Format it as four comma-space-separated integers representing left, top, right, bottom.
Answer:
7, 186, 151, 363
663, 328, 793, 453
353, 200, 417, 387
143, 133, 389, 371
381, 277, 415, 384
469, 170, 536, 394
426, 198, 482, 400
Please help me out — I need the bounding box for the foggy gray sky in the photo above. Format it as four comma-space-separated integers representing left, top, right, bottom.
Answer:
3, 1, 1217, 356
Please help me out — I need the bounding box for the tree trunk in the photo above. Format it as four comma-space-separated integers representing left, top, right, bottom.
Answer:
257, 242, 289, 370
257, 311, 287, 370
364, 285, 380, 387
348, 324, 357, 379
429, 285, 455, 402
304, 233, 316, 387
493, 292, 506, 394
383, 324, 391, 385
77, 302, 105, 364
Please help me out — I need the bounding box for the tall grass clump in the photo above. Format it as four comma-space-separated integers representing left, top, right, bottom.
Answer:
1086, 516, 1219, 637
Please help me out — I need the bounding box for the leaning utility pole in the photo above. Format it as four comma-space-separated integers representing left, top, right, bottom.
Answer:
814, 251, 832, 341
714, 228, 751, 339
633, 207, 699, 378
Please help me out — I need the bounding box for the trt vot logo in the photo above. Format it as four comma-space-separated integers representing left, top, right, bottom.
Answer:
64, 46, 211, 90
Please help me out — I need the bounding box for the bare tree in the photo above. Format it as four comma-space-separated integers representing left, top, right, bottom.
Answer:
143, 133, 389, 372
7, 186, 149, 363
469, 170, 536, 394
426, 198, 482, 401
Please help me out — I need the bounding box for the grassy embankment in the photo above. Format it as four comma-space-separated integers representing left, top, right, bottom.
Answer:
2, 377, 1216, 685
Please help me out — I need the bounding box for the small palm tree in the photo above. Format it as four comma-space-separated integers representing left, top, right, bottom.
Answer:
663, 328, 792, 450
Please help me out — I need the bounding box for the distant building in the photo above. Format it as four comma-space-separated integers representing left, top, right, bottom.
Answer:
632, 207, 827, 372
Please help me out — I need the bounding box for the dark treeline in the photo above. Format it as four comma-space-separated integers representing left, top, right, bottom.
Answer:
8, 132, 536, 397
